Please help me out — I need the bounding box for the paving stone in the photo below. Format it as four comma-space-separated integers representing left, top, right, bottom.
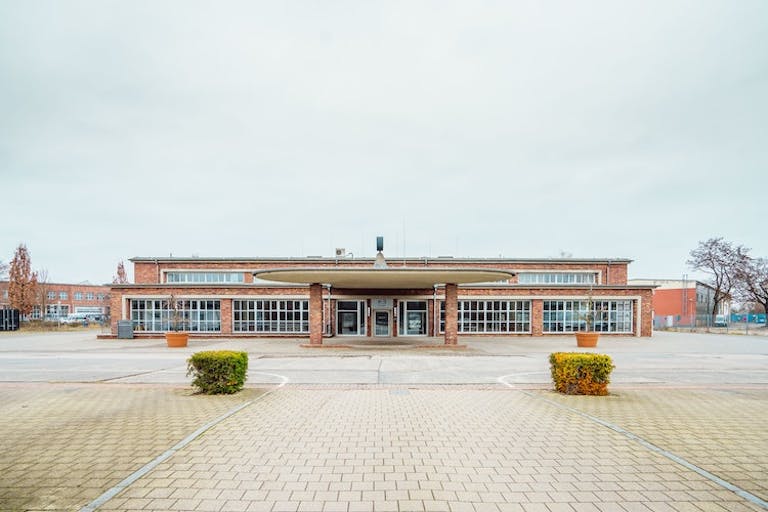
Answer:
0, 383, 259, 512
1, 384, 766, 512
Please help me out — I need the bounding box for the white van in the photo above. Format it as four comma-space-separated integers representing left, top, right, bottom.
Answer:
61, 313, 90, 324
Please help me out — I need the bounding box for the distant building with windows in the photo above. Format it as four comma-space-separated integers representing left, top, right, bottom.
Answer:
108, 255, 655, 341
0, 281, 111, 320
628, 278, 729, 328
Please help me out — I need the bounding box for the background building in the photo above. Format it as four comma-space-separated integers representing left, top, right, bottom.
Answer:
628, 278, 729, 328
0, 281, 111, 321
109, 255, 655, 340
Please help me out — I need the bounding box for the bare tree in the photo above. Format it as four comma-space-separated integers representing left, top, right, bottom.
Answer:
113, 260, 129, 284
8, 244, 38, 317
36, 268, 49, 321
687, 238, 749, 317
736, 257, 768, 325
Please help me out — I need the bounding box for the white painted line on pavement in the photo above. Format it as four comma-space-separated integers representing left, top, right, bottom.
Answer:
80, 372, 289, 512
497, 375, 768, 510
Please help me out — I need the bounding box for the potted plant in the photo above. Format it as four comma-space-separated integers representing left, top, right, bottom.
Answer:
165, 294, 189, 348
575, 286, 599, 347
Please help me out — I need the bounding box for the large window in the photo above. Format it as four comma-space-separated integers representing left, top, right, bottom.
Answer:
518, 273, 597, 285
543, 300, 632, 333
74, 292, 83, 301
131, 299, 221, 332
166, 272, 245, 284
46, 304, 69, 319
440, 300, 531, 333
398, 301, 427, 335
233, 299, 309, 333
337, 300, 366, 336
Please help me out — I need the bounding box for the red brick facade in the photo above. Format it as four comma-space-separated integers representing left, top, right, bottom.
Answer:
110, 257, 654, 339
1, 281, 111, 320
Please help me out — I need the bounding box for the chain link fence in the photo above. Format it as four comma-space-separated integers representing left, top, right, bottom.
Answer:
654, 313, 767, 334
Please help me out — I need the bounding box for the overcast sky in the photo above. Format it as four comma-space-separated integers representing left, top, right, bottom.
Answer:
1, 0, 766, 284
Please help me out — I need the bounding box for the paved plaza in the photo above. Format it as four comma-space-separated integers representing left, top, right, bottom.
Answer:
0, 331, 766, 511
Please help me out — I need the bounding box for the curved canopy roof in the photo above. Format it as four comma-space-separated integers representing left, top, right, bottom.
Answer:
254, 268, 515, 289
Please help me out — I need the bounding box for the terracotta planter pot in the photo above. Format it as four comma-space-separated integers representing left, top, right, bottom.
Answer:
165, 332, 189, 348
575, 332, 599, 347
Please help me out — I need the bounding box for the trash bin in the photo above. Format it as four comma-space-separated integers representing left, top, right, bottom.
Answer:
117, 320, 134, 339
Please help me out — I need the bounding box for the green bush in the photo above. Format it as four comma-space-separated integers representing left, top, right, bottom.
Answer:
187, 350, 248, 394
549, 352, 614, 396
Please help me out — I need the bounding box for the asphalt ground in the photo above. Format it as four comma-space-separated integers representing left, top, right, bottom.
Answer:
0, 330, 766, 386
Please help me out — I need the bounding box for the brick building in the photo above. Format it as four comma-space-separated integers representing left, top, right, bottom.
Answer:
0, 281, 111, 320
109, 253, 654, 342
628, 278, 729, 328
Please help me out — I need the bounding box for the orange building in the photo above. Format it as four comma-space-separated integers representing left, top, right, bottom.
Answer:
628, 279, 729, 328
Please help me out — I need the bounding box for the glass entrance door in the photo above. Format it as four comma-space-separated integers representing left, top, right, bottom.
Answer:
338, 312, 358, 335
374, 310, 390, 336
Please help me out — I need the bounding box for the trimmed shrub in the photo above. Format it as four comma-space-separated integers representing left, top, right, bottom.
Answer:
549, 352, 614, 396
187, 350, 248, 394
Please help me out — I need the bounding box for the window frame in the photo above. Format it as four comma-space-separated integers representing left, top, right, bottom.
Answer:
440, 300, 531, 334
233, 299, 309, 334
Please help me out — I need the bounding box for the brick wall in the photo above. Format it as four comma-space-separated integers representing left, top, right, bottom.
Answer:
1, 281, 111, 317
653, 288, 693, 317
116, 257, 649, 338
131, 259, 630, 285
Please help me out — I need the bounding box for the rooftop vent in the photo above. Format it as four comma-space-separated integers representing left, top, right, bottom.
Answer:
374, 236, 387, 269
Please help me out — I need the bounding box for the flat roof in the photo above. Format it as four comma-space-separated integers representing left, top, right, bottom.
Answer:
628, 279, 713, 291
254, 268, 515, 289
131, 256, 633, 264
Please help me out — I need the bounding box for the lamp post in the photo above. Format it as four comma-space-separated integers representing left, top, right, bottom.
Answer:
746, 303, 751, 335
689, 297, 696, 331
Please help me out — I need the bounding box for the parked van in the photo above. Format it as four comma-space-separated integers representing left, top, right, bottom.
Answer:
61, 313, 90, 325
714, 314, 728, 327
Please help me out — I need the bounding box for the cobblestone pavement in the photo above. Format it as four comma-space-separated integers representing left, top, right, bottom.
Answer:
540, 387, 768, 504
92, 385, 766, 512
0, 383, 261, 512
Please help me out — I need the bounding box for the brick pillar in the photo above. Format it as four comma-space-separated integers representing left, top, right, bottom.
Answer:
444, 283, 458, 345
309, 284, 323, 345
428, 299, 435, 337
221, 299, 232, 334
110, 293, 122, 336
392, 299, 398, 337
532, 299, 543, 336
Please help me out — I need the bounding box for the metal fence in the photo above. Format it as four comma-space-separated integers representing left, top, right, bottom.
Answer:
654, 313, 767, 333
0, 308, 20, 331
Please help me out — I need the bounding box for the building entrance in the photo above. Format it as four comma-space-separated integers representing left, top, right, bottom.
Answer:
373, 310, 391, 336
